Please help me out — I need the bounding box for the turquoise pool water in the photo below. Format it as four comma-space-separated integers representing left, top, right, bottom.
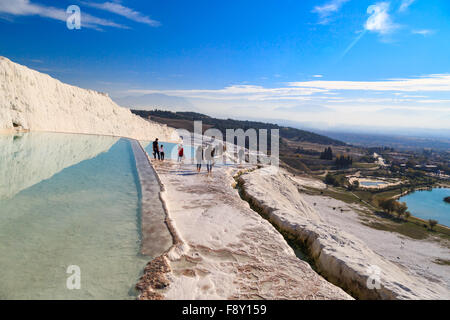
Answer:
0, 133, 149, 299
400, 188, 450, 227
360, 181, 387, 187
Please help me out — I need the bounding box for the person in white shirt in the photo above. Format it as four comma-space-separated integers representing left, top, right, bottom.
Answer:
160, 145, 165, 161
195, 145, 204, 172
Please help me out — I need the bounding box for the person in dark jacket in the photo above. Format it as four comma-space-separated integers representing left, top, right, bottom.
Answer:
152, 138, 160, 160
205, 145, 215, 174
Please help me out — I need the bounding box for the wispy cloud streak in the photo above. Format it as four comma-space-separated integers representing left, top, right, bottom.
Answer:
289, 74, 450, 92
82, 1, 160, 26
340, 30, 367, 59
0, 0, 128, 30
412, 29, 435, 36
126, 74, 450, 104
312, 0, 350, 24
399, 0, 416, 12
127, 85, 327, 101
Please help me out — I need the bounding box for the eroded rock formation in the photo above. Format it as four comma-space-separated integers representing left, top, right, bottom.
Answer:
238, 167, 450, 300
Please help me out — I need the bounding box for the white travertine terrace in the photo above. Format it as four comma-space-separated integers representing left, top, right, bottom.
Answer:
238, 167, 450, 300
3, 56, 447, 300
0, 57, 179, 142
137, 160, 352, 300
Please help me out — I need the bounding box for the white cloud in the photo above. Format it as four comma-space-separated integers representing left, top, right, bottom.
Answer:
123, 75, 450, 129
275, 104, 332, 113
417, 99, 450, 104
289, 74, 450, 92
82, 1, 160, 27
312, 75, 324, 78
0, 0, 127, 30
126, 74, 450, 106
401, 95, 428, 98
412, 29, 435, 36
399, 0, 416, 12
127, 85, 327, 101
312, 0, 350, 24
365, 2, 398, 35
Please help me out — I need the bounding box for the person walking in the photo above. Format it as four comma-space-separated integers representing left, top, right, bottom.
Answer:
160, 144, 165, 161
195, 145, 204, 173
152, 138, 160, 160
205, 145, 215, 174
217, 142, 224, 165
238, 148, 244, 164
177, 144, 184, 162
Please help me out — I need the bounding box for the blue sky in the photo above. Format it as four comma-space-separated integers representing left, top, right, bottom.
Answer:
1, 0, 449, 131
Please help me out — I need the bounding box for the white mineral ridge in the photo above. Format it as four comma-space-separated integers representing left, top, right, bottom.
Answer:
0, 56, 179, 142
148, 161, 351, 300
239, 167, 450, 300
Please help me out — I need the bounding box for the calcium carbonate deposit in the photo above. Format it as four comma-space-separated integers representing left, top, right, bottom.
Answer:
238, 167, 450, 300
0, 57, 179, 142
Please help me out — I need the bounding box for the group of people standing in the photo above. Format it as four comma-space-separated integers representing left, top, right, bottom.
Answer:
152, 138, 165, 161
195, 144, 216, 174
151, 137, 218, 175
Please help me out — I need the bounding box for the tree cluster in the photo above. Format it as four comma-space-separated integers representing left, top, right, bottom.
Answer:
378, 198, 409, 219
335, 155, 353, 169
324, 173, 347, 187
320, 147, 333, 160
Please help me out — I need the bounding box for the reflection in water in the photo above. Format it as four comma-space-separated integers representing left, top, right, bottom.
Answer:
0, 134, 148, 299
0, 132, 118, 199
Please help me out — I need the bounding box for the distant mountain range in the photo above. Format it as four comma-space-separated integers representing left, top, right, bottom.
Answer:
316, 131, 450, 151
131, 109, 346, 147
113, 93, 197, 111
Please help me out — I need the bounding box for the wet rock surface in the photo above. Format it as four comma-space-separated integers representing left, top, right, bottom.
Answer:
131, 141, 173, 257
137, 160, 351, 300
